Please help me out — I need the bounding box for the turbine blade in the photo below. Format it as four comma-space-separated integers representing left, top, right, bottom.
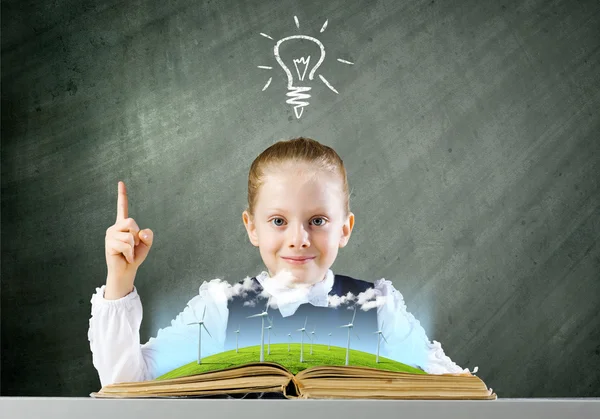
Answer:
202, 323, 212, 338
354, 330, 360, 340
351, 306, 357, 324
304, 316, 308, 328
381, 320, 385, 330
382, 335, 389, 344
247, 313, 264, 318
202, 306, 206, 321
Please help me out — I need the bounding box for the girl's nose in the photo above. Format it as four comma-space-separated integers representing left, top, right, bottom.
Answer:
287, 222, 310, 248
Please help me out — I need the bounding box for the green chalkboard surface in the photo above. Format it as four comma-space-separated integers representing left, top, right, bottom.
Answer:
2, 0, 599, 398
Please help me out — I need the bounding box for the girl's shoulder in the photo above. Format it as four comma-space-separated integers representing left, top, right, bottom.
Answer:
331, 273, 374, 296
333, 273, 399, 296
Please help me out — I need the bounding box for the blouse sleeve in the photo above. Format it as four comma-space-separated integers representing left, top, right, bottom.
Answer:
88, 285, 149, 387
373, 279, 475, 375
88, 279, 229, 387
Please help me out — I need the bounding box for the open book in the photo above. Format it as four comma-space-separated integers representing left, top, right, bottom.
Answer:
91, 344, 496, 400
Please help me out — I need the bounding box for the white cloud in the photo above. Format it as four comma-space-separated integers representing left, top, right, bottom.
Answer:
327, 288, 387, 311
227, 276, 260, 300
356, 287, 378, 305
256, 269, 314, 308
327, 291, 355, 308
360, 296, 387, 311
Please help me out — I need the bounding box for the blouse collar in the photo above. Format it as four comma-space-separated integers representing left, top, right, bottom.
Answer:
254, 269, 334, 317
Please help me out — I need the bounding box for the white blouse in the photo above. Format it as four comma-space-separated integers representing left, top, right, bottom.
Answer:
88, 270, 473, 387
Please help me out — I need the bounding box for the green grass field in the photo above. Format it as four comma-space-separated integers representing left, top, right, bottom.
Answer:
157, 343, 427, 380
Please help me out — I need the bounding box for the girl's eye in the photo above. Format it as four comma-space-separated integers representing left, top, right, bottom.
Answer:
269, 218, 327, 227
311, 217, 327, 226
271, 218, 285, 227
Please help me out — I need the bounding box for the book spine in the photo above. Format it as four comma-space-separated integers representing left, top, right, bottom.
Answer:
283, 376, 301, 399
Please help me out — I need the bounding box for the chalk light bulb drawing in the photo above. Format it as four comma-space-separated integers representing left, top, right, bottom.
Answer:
259, 16, 355, 119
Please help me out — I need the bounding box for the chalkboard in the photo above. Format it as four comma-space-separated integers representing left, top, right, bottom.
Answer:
2, 0, 599, 398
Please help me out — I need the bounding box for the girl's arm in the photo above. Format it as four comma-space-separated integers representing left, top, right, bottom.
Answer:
88, 286, 149, 387
88, 280, 229, 387
374, 279, 472, 374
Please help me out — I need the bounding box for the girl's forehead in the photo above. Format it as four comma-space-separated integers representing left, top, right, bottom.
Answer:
264, 161, 321, 176
261, 170, 341, 193
256, 176, 344, 213
263, 163, 338, 183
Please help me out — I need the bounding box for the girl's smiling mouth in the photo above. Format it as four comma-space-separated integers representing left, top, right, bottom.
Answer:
281, 256, 316, 264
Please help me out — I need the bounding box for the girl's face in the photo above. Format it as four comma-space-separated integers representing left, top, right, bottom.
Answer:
242, 163, 354, 286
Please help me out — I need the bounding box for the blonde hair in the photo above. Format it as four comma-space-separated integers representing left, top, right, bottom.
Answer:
246, 137, 350, 217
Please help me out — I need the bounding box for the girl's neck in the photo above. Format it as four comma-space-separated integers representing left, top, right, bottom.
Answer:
265, 269, 327, 289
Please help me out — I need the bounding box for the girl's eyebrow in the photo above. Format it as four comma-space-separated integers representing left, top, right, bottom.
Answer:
267, 207, 329, 214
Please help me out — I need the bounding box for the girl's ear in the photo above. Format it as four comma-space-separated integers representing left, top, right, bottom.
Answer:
339, 212, 355, 248
242, 210, 259, 247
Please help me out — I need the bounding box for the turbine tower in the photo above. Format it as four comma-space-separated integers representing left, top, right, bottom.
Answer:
339, 306, 360, 366
247, 298, 270, 362
234, 324, 241, 353
265, 316, 277, 355
186, 305, 212, 364
328, 332, 332, 350
296, 317, 310, 362
373, 320, 389, 363
287, 333, 293, 352
309, 326, 318, 355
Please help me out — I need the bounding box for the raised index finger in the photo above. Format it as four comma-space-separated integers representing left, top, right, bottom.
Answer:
116, 181, 128, 222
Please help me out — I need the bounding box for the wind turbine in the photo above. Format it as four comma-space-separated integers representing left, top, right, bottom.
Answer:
247, 298, 270, 362
339, 306, 360, 366
234, 324, 240, 353
328, 332, 333, 350
265, 316, 277, 355
186, 305, 212, 364
373, 320, 389, 363
296, 317, 310, 362
287, 333, 293, 352
309, 326, 318, 355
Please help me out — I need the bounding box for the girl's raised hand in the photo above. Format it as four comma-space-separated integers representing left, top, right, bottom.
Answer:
104, 181, 154, 299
